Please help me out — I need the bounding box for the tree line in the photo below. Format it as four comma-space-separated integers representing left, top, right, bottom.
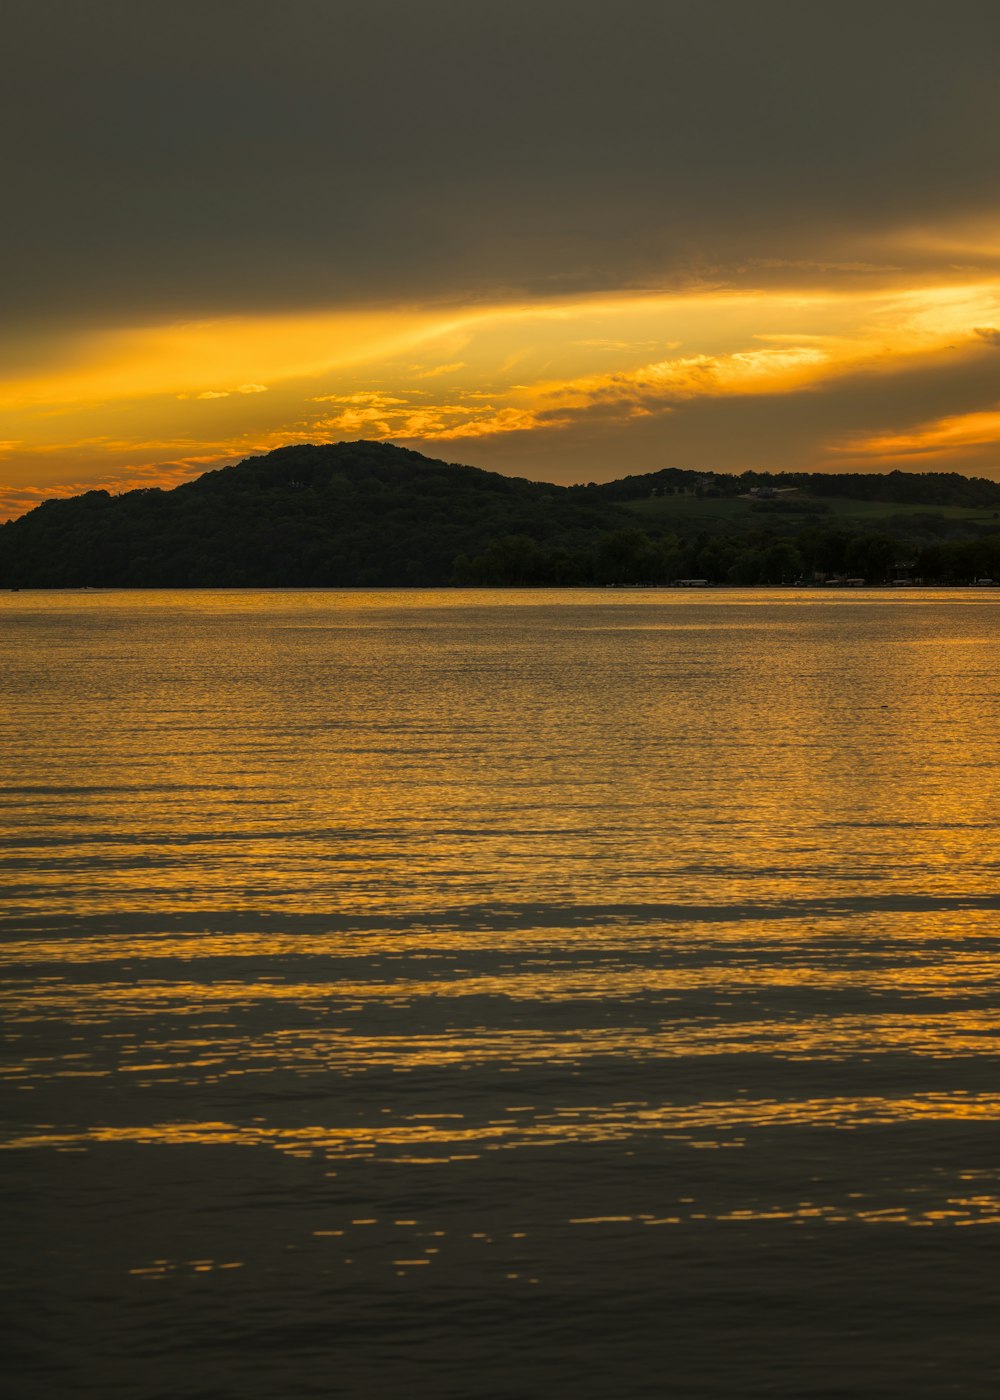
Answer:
455, 528, 1000, 586
2, 441, 999, 588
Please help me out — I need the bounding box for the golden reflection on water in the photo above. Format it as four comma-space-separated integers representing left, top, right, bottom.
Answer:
8, 1088, 1000, 1155
3, 590, 1000, 921
2, 590, 1000, 1244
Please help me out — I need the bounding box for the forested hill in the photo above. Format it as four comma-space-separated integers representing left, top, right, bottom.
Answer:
0, 441, 634, 587
3, 440, 1000, 587
586, 464, 1000, 509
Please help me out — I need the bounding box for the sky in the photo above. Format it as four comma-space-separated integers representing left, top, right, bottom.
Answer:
3, 0, 1000, 519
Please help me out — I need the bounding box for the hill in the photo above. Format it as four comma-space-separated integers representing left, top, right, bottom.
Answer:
0, 442, 634, 588
584, 465, 1000, 510
3, 441, 1000, 587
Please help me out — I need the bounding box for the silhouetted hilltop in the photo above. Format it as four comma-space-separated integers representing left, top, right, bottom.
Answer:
585, 464, 1000, 509
0, 441, 631, 588
3, 440, 1000, 587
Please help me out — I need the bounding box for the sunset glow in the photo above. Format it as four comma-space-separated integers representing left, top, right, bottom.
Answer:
7, 7, 1000, 1394
5, 0, 1000, 518
4, 260, 1000, 518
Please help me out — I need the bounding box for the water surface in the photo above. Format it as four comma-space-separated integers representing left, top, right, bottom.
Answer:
2, 589, 999, 1397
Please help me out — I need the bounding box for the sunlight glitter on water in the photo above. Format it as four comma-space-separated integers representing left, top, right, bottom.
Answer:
2, 589, 1000, 1398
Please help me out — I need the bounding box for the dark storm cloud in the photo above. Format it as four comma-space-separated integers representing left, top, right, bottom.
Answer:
5, 0, 1000, 327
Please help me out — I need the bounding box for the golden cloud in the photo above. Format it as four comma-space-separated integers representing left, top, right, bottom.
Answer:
836, 409, 1000, 460
4, 257, 1000, 514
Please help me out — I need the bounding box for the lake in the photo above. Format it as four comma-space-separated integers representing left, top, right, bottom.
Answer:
2, 588, 999, 1398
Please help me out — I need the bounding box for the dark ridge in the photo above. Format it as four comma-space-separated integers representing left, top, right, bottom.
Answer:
585, 465, 1000, 509
3, 440, 1000, 587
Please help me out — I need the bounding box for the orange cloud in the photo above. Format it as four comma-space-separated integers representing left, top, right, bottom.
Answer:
836, 409, 1000, 460
4, 266, 1000, 516
0, 308, 449, 410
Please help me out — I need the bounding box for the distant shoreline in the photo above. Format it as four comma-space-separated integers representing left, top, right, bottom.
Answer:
4, 443, 1000, 591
